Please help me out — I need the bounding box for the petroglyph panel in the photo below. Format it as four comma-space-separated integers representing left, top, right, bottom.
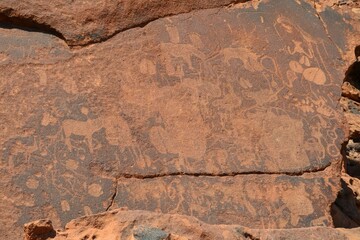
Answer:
71, 0, 343, 175
0, 0, 347, 238
113, 175, 339, 228
0, 90, 114, 228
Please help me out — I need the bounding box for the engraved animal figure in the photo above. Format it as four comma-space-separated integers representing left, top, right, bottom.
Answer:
62, 116, 132, 151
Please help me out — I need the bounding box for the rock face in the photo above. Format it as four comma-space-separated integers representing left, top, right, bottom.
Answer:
0, 0, 356, 239
0, 0, 248, 46
24, 209, 360, 240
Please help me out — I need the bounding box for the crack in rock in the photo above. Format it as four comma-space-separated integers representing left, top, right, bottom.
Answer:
113, 162, 336, 180
106, 181, 118, 211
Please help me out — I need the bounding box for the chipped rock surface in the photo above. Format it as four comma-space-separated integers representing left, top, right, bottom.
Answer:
26, 209, 360, 240
0, 0, 359, 239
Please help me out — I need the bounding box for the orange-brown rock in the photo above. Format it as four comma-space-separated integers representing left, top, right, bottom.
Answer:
0, 0, 249, 46
26, 209, 360, 240
24, 219, 55, 240
0, 0, 357, 239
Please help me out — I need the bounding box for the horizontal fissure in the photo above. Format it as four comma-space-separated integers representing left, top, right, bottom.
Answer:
114, 164, 333, 180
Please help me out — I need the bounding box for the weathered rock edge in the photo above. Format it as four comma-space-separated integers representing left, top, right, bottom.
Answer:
0, 0, 250, 46
24, 209, 360, 240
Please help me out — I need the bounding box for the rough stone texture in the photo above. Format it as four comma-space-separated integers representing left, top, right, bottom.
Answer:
0, 0, 356, 239
315, 0, 360, 230
338, 53, 360, 228
0, 0, 249, 46
321, 0, 360, 228
24, 219, 56, 240
29, 209, 360, 240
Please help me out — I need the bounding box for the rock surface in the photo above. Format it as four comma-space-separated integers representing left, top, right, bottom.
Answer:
24, 209, 360, 240
0, 0, 358, 239
0, 0, 249, 46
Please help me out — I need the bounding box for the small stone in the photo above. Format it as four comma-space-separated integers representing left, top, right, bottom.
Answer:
24, 219, 56, 240
133, 226, 169, 240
